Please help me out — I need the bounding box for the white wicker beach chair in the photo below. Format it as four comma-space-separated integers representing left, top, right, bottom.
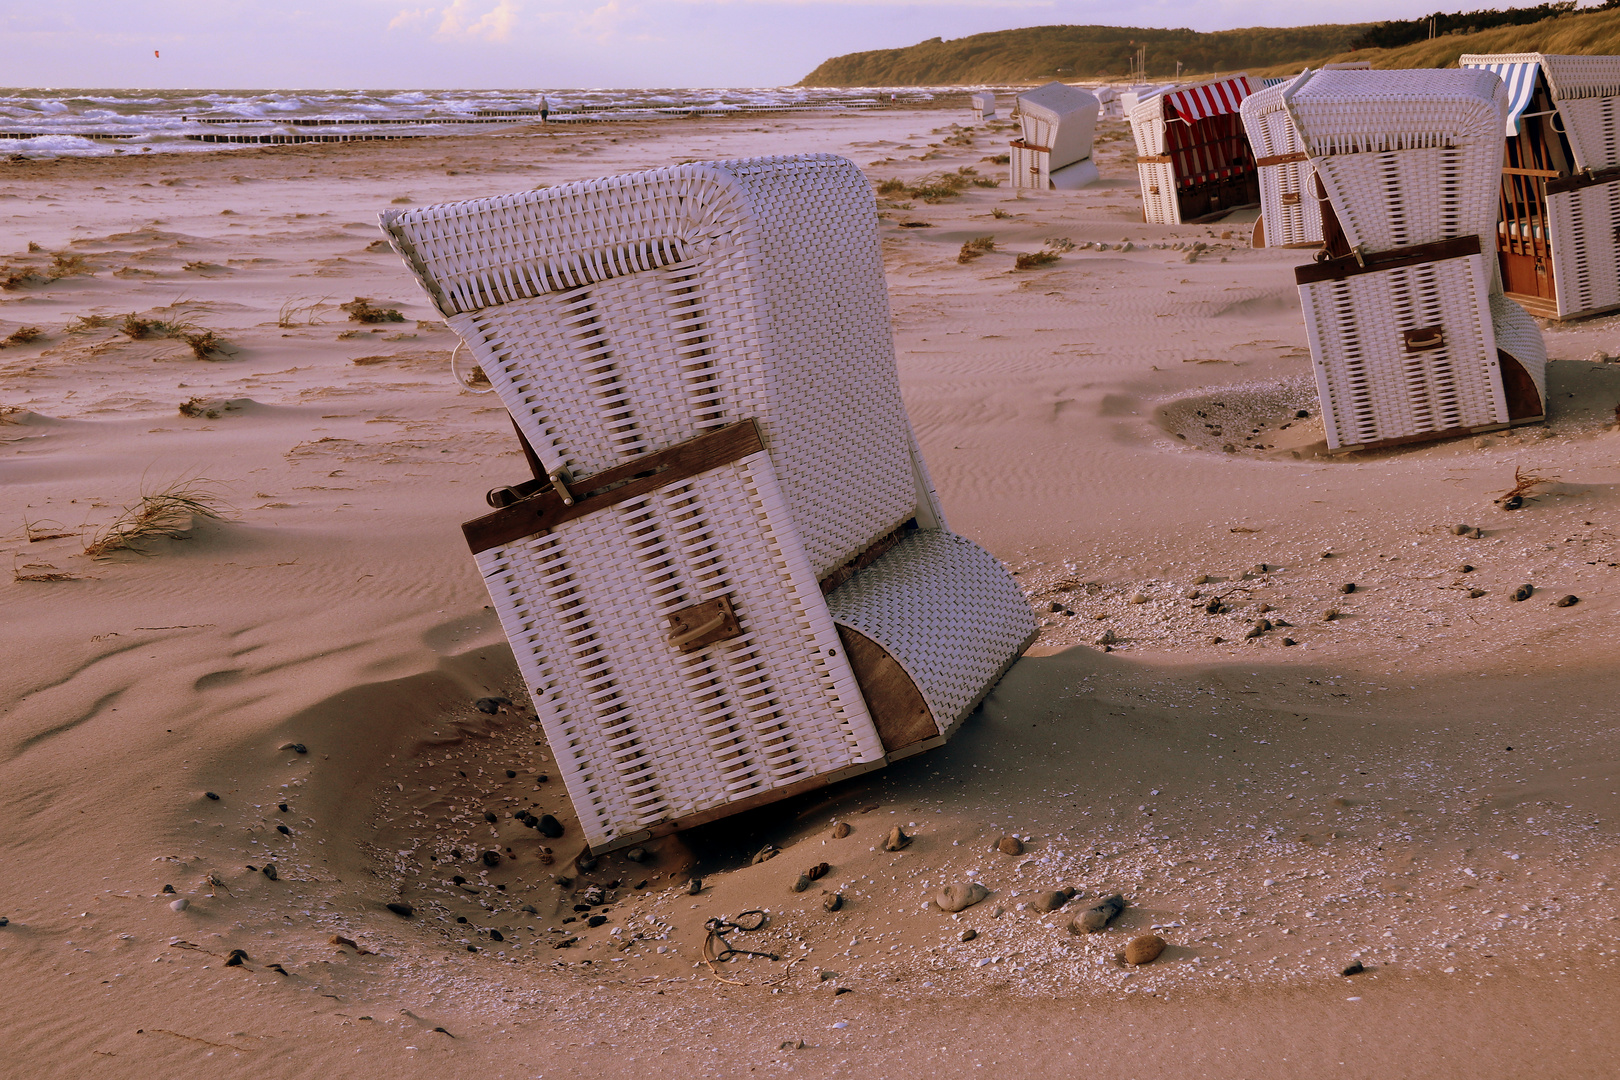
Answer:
1461, 52, 1620, 319
380, 154, 1036, 851
971, 92, 998, 122
1009, 82, 1100, 190
1242, 65, 1372, 248
1278, 68, 1546, 451
1129, 74, 1259, 224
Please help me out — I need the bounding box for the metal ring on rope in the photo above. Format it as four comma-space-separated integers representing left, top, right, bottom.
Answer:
450, 341, 496, 394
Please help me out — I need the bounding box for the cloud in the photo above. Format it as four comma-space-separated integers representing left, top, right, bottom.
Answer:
388, 0, 519, 41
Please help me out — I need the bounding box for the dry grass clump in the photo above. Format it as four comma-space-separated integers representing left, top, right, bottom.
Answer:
1, 326, 44, 347
277, 296, 331, 328
65, 314, 118, 333
340, 297, 405, 324
1015, 250, 1061, 270
943, 129, 975, 147
1, 251, 93, 290
957, 236, 997, 264
0, 404, 24, 423
12, 560, 80, 583
83, 476, 232, 559
1496, 466, 1559, 507
991, 207, 1012, 219
875, 167, 987, 203
116, 308, 230, 359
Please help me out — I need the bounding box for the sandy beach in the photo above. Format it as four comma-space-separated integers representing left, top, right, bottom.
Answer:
3, 109, 1620, 1078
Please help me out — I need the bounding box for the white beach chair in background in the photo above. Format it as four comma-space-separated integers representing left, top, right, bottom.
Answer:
971, 92, 998, 121
1461, 52, 1620, 320
1276, 68, 1546, 452
1009, 82, 1100, 190
1242, 64, 1372, 249
1130, 74, 1260, 224
381, 155, 1036, 851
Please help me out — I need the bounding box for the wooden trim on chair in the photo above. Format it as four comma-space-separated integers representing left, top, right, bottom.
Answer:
1546, 165, 1620, 196
1254, 151, 1308, 168
1294, 236, 1481, 286
462, 419, 764, 553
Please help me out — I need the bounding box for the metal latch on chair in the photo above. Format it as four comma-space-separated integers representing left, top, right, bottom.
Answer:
667, 595, 742, 653
1403, 326, 1445, 353
1281, 192, 1301, 205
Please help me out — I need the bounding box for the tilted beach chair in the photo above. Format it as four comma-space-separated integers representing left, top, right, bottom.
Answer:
1461, 53, 1620, 319
1008, 82, 1100, 190
1130, 74, 1259, 224
1275, 68, 1546, 452
1242, 65, 1372, 249
380, 155, 1036, 851
971, 92, 998, 122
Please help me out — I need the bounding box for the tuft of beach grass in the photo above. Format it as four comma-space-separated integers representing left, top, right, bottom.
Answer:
83, 476, 232, 559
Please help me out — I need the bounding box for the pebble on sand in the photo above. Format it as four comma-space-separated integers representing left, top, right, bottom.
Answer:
1071, 893, 1126, 933
996, 836, 1023, 856
386, 902, 415, 917
804, 862, 830, 880
883, 826, 910, 852
831, 821, 852, 839
537, 814, 564, 838
1342, 960, 1365, 976
823, 891, 843, 912
934, 881, 990, 913
753, 844, 781, 864
170, 898, 189, 912
624, 847, 648, 863
687, 877, 703, 895
204, 792, 220, 801
1125, 935, 1166, 965
1555, 594, 1579, 607
1339, 583, 1356, 594
482, 850, 501, 868
790, 874, 812, 893
959, 928, 976, 942
261, 863, 278, 881
474, 697, 504, 715
1029, 888, 1076, 914
1511, 583, 1534, 602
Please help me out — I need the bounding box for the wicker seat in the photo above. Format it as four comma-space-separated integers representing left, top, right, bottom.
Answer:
1275, 68, 1546, 451
1462, 52, 1620, 319
381, 154, 1035, 850
971, 92, 998, 121
1130, 74, 1259, 224
1009, 82, 1100, 190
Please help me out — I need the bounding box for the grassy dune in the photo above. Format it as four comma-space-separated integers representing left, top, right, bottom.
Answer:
800, 8, 1620, 86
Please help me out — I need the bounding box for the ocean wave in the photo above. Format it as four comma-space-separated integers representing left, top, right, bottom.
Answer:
0, 86, 939, 155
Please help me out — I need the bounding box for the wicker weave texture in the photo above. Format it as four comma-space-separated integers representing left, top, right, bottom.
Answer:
1556, 95, 1620, 172
1284, 69, 1508, 158
1547, 179, 1620, 317
1488, 292, 1547, 406
1009, 142, 1051, 190
387, 155, 918, 580
1536, 53, 1620, 102
826, 530, 1036, 738
1136, 162, 1182, 225
477, 449, 883, 848
1241, 77, 1324, 246
1300, 251, 1508, 449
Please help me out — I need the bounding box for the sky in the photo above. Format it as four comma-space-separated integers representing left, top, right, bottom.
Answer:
0, 0, 1577, 90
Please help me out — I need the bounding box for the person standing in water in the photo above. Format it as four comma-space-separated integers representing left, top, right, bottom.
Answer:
540, 94, 549, 122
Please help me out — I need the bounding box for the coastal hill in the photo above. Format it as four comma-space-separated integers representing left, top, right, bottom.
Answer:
798, 6, 1620, 85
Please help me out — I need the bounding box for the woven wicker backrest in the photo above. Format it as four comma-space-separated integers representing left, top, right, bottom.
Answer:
1539, 55, 1620, 171
1285, 68, 1507, 254
1016, 82, 1099, 168
383, 155, 921, 579
1241, 73, 1308, 161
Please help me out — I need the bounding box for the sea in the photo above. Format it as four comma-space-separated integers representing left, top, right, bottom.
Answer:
0, 87, 947, 158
